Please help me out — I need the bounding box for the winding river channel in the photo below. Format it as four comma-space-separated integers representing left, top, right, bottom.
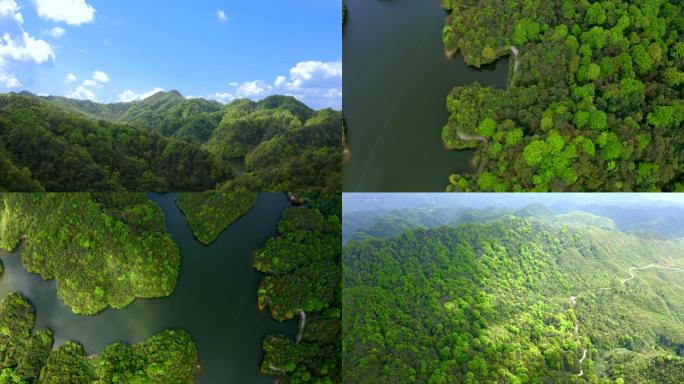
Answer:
0, 193, 296, 384
343, 0, 508, 191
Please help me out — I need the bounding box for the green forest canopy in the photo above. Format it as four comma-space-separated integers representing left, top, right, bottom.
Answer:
0, 292, 197, 384
255, 196, 342, 384
343, 206, 684, 383
442, 0, 683, 192
176, 190, 257, 245
0, 193, 179, 315
0, 91, 341, 192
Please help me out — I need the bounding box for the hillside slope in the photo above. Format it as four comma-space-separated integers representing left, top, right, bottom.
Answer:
343, 216, 684, 383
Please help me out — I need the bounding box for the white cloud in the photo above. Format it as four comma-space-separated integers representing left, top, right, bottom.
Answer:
65, 73, 76, 83
235, 80, 272, 98
212, 60, 342, 109
216, 9, 227, 22
82, 79, 96, 87
67, 85, 95, 101
210, 92, 233, 103
45, 26, 65, 38
117, 87, 165, 102
92, 70, 109, 83
33, 0, 95, 25
0, 31, 55, 64
0, 71, 21, 88
0, 0, 19, 17
286, 60, 342, 90
0, 4, 56, 90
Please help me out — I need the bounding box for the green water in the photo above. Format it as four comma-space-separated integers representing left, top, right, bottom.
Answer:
0, 193, 296, 384
342, 0, 508, 191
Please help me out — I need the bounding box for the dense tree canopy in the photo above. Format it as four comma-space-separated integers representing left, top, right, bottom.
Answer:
0, 92, 341, 192
343, 208, 684, 383
256, 196, 341, 384
176, 190, 257, 244
0, 193, 179, 314
442, 0, 683, 191
0, 293, 197, 384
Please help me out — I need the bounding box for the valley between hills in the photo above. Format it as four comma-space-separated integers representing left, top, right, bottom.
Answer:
0, 91, 341, 193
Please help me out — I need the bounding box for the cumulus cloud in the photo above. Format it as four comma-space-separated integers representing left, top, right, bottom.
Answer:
0, 0, 19, 17
210, 92, 233, 103
286, 61, 342, 90
211, 61, 342, 109
45, 26, 65, 38
117, 87, 165, 102
82, 79, 96, 87
92, 70, 109, 83
0, 71, 21, 88
0, 2, 56, 90
216, 10, 227, 22
33, 0, 95, 25
67, 85, 95, 101
0, 31, 55, 64
65, 72, 76, 83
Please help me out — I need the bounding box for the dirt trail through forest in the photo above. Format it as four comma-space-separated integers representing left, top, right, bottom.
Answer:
571, 263, 683, 376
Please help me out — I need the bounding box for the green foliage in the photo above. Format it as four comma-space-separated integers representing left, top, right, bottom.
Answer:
176, 190, 257, 244
476, 118, 497, 138
0, 193, 179, 315
95, 330, 197, 383
442, 0, 683, 191
0, 92, 340, 192
256, 196, 341, 383
512, 19, 541, 46
220, 108, 342, 193
343, 210, 684, 383
0, 93, 229, 191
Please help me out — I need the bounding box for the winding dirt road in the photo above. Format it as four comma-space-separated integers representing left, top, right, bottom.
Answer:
509, 46, 520, 87
296, 309, 306, 343
570, 262, 683, 376
621, 264, 684, 285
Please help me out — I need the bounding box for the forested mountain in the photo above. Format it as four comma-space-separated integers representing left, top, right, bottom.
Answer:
343, 203, 618, 243
343, 206, 684, 383
442, 0, 683, 191
0, 91, 341, 192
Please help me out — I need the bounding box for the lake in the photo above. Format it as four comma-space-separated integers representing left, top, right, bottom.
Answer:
342, 0, 508, 191
0, 193, 296, 384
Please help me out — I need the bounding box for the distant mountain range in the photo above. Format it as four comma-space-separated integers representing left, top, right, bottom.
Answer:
343, 202, 684, 242
0, 91, 341, 192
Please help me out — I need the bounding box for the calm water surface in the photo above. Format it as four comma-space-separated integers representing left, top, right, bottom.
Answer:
343, 0, 508, 191
0, 193, 296, 384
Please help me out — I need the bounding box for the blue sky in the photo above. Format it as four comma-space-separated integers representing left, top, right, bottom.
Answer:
0, 0, 341, 109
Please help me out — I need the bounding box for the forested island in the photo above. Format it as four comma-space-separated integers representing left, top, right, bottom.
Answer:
343, 196, 684, 383
441, 0, 683, 191
0, 91, 341, 192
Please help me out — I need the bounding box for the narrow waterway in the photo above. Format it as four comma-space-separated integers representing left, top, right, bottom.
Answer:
0, 193, 297, 384
342, 0, 508, 191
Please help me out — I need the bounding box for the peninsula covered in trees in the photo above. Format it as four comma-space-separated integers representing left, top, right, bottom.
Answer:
343, 194, 684, 383
441, 0, 683, 191
256, 195, 342, 383
0, 91, 341, 192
